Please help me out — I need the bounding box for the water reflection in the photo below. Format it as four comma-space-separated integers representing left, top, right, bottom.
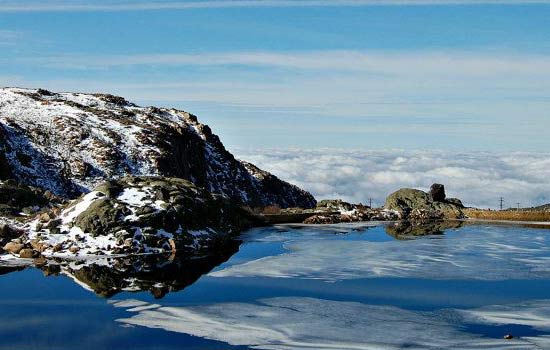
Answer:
385, 220, 464, 239
111, 296, 550, 350
211, 224, 550, 281
1, 240, 240, 298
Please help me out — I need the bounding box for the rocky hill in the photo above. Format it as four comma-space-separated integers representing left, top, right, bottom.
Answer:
0, 88, 315, 209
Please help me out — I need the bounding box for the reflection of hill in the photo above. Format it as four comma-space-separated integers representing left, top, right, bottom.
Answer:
384, 220, 464, 239
34, 241, 240, 298
0, 265, 25, 276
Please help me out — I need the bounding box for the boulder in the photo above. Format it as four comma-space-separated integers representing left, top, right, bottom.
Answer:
28, 176, 256, 256
0, 223, 20, 240
384, 187, 464, 220
3, 242, 24, 254
430, 183, 446, 202
19, 248, 38, 259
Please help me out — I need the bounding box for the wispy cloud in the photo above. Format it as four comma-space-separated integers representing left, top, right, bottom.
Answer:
8, 50, 550, 150
20, 51, 550, 76
1, 0, 550, 12
236, 149, 550, 208
0, 30, 21, 46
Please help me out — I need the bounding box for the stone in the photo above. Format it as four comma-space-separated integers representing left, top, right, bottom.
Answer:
19, 248, 38, 258
69, 246, 80, 254
3, 242, 24, 254
30, 239, 48, 252
429, 184, 446, 202
0, 224, 20, 239
74, 198, 124, 236
446, 198, 464, 208
39, 212, 52, 223
385, 187, 464, 220
52, 243, 63, 252
33, 256, 48, 267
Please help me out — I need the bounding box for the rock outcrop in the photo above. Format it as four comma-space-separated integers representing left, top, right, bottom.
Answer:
384, 185, 465, 221
0, 88, 315, 209
0, 179, 63, 217
300, 199, 399, 224
20, 176, 256, 257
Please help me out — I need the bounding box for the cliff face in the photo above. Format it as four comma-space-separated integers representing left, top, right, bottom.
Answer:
0, 88, 315, 208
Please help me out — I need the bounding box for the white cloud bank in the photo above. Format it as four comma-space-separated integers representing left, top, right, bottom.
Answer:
112, 297, 550, 350
236, 149, 550, 208
2, 0, 550, 12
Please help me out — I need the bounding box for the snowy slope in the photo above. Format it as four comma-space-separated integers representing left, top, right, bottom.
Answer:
0, 88, 315, 208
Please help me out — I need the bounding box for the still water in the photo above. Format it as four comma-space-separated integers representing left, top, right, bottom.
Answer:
1, 222, 550, 349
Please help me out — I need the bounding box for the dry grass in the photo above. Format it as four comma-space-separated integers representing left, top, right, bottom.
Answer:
262, 205, 282, 215
464, 208, 550, 222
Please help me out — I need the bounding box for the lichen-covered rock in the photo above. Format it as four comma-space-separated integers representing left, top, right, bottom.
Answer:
0, 179, 63, 217
26, 176, 257, 257
0, 88, 315, 209
384, 186, 464, 220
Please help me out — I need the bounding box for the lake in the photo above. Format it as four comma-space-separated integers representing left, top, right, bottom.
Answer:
1, 221, 550, 349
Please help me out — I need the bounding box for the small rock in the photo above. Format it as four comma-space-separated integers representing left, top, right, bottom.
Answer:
33, 256, 48, 267
69, 246, 80, 254
19, 248, 39, 259
46, 219, 62, 229
3, 242, 24, 254
52, 243, 63, 252
39, 212, 52, 223
30, 239, 49, 252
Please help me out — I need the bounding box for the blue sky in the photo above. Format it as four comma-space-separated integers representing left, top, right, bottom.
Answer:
1, 0, 550, 151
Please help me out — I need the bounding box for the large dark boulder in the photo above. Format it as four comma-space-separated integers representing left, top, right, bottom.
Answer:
430, 183, 446, 202
27, 176, 258, 256
384, 187, 464, 220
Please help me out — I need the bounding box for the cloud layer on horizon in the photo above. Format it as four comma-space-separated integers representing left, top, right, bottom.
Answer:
236, 149, 550, 208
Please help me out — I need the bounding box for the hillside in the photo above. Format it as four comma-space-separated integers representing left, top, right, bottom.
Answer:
0, 88, 315, 209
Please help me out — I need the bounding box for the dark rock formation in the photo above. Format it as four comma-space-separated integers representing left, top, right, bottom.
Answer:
26, 176, 259, 256
0, 179, 63, 217
0, 88, 315, 209
384, 187, 464, 220
385, 220, 465, 240
430, 183, 446, 202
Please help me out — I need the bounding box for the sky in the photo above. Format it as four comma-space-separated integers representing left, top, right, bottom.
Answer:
1, 0, 550, 207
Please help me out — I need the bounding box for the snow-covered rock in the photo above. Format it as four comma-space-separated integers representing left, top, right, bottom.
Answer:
0, 87, 315, 208
22, 176, 255, 258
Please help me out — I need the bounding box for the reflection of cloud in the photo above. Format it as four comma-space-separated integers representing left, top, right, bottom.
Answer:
210, 225, 550, 281
237, 149, 550, 208
112, 296, 547, 350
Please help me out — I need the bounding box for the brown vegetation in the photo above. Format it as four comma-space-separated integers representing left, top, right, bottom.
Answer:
261, 205, 281, 215
464, 208, 550, 222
